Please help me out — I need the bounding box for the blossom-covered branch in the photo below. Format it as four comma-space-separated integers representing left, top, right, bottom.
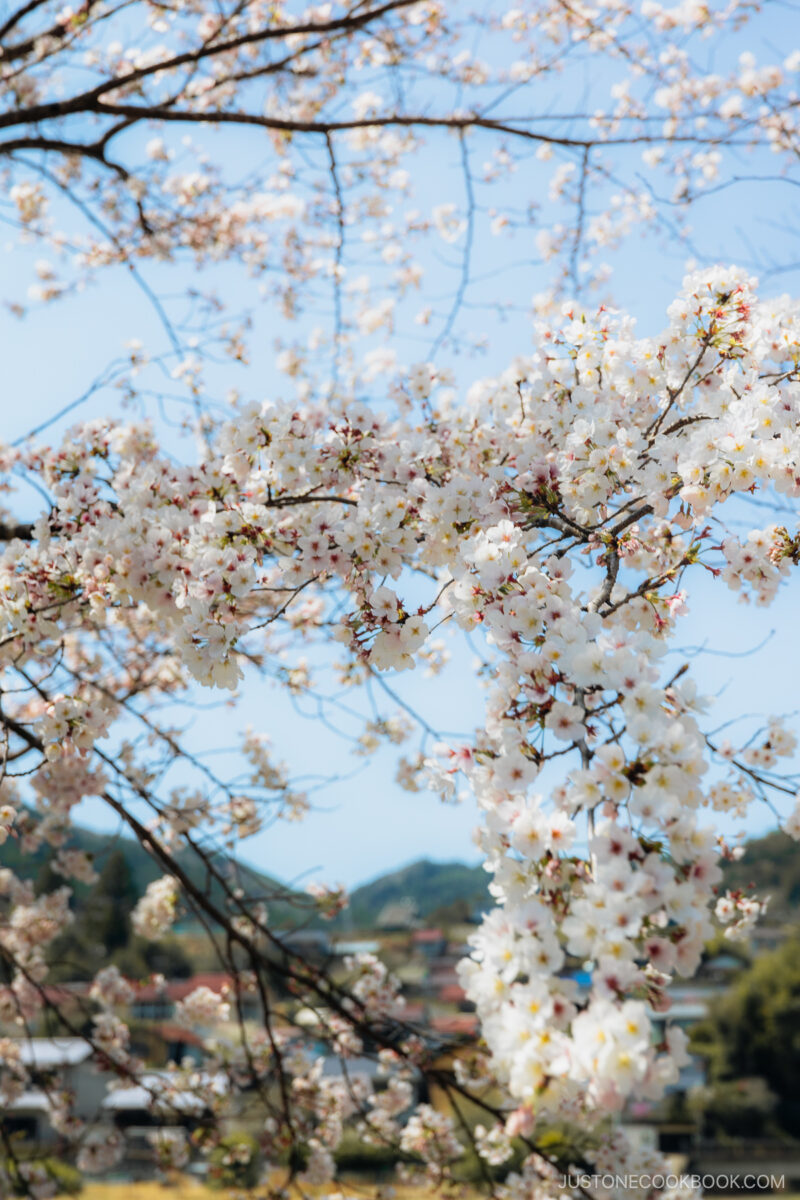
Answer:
2, 266, 800, 1196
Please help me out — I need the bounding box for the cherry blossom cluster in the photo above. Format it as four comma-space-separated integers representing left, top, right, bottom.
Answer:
2, 266, 800, 1195
1, 0, 799, 399
131, 876, 180, 940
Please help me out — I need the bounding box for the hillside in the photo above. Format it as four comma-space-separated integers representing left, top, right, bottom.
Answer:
4, 821, 797, 936
337, 829, 800, 932
721, 830, 800, 920
339, 858, 491, 930
2, 817, 295, 923
4, 823, 492, 932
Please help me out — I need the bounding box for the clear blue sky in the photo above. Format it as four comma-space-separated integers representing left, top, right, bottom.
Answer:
5, 294, 799, 889
4, 5, 800, 886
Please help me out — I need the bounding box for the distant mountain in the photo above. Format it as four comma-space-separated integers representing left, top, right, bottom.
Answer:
339, 858, 491, 930
721, 830, 800, 921
3, 816, 295, 921
336, 828, 800, 932
6, 819, 796, 937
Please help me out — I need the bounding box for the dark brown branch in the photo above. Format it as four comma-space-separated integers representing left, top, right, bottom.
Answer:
0, 521, 34, 540
0, 0, 420, 129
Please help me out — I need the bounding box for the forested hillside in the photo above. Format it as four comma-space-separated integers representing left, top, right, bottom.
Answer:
4, 823, 796, 939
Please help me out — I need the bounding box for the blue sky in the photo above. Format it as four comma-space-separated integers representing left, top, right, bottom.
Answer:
4, 4, 800, 887
5, 291, 800, 889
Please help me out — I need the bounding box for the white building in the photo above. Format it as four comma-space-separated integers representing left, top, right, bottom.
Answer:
6, 1038, 106, 1144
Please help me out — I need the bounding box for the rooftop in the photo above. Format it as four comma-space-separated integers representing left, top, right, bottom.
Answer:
17, 1038, 92, 1069
102, 1071, 229, 1114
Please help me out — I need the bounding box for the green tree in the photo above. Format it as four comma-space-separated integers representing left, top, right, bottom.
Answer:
688, 1077, 778, 1142
207, 1133, 260, 1190
44, 850, 142, 981
87, 850, 139, 954
691, 933, 800, 1136
34, 856, 62, 899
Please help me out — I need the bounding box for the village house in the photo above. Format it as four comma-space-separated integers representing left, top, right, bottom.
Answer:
6, 1038, 106, 1144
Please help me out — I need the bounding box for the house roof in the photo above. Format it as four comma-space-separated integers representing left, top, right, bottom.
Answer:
704, 953, 744, 970
429, 1014, 479, 1036
317, 1054, 420, 1082
149, 1022, 204, 1048
400, 1002, 427, 1023
102, 1071, 229, 1114
437, 984, 467, 1004
376, 898, 418, 929
334, 940, 381, 955
654, 1001, 708, 1022
319, 1055, 384, 1080
9, 1089, 52, 1112
17, 1038, 92, 1068
41, 982, 90, 1003
281, 931, 331, 949
132, 972, 234, 1003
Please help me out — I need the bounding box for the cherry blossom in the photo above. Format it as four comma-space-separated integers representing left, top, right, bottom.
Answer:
1, 0, 800, 1191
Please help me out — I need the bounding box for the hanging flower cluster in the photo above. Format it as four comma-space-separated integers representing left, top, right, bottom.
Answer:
2, 266, 800, 1195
